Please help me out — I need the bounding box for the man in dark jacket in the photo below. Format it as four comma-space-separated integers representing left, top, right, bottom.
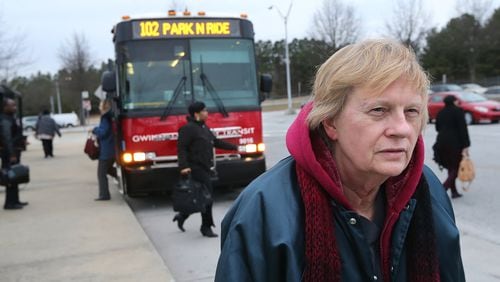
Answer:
433, 95, 470, 198
174, 101, 238, 237
1, 97, 28, 209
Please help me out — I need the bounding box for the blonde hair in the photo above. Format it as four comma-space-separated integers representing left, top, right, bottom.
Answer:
99, 99, 112, 113
307, 38, 430, 131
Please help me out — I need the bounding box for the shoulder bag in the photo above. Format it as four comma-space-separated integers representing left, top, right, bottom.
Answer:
458, 152, 475, 191
84, 133, 99, 160
0, 164, 30, 186
172, 174, 212, 214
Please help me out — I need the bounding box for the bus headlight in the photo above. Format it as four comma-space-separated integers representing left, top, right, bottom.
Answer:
122, 152, 156, 163
245, 144, 257, 153
122, 153, 133, 163
257, 143, 265, 152
238, 143, 265, 153
133, 152, 146, 162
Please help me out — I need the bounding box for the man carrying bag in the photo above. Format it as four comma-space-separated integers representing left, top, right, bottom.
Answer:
0, 96, 29, 209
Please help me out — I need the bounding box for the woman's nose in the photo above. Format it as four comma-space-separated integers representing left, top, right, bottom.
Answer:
386, 112, 413, 137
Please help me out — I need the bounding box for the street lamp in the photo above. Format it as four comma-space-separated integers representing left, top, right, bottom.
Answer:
269, 1, 295, 115
54, 75, 62, 114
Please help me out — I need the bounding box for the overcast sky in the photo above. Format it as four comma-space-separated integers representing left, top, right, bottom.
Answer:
2, 0, 499, 77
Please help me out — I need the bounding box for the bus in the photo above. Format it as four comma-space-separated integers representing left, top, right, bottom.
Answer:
101, 11, 272, 196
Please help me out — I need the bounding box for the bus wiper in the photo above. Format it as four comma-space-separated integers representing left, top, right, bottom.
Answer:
160, 76, 186, 121
200, 74, 229, 117
199, 57, 228, 117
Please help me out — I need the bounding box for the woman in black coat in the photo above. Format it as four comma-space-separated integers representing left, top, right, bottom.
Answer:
433, 95, 470, 198
174, 101, 237, 237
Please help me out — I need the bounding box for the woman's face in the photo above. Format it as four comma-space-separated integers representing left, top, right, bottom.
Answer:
323, 78, 424, 180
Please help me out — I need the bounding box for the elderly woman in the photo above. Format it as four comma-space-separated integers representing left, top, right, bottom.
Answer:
215, 39, 465, 282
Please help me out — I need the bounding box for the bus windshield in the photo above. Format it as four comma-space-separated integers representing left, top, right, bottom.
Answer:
118, 38, 259, 111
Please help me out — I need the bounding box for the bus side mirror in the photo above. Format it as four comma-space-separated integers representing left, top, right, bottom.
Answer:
259, 74, 272, 103
101, 71, 116, 93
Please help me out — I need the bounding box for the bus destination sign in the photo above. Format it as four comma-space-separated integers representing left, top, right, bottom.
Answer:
132, 19, 241, 39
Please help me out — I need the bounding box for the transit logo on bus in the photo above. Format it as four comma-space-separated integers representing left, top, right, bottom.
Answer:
132, 19, 241, 39
130, 126, 255, 143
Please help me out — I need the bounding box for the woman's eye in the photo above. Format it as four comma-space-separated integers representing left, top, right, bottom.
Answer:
370, 107, 386, 115
406, 108, 420, 117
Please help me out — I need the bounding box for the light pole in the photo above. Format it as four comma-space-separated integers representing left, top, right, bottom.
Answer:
269, 1, 295, 115
54, 75, 62, 114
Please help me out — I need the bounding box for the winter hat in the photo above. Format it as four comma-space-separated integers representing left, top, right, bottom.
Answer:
188, 101, 206, 116
444, 95, 457, 106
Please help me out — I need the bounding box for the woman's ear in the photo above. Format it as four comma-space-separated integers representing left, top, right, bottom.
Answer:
322, 119, 338, 141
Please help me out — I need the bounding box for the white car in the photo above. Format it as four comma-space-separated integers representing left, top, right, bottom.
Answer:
52, 112, 80, 128
460, 83, 487, 94
22, 115, 39, 131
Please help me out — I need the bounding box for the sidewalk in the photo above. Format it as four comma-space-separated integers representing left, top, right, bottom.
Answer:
0, 132, 173, 281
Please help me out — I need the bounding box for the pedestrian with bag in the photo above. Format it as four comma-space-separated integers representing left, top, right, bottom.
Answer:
173, 101, 238, 238
92, 99, 117, 201
35, 109, 61, 158
433, 95, 470, 199
1, 97, 29, 210
215, 39, 465, 281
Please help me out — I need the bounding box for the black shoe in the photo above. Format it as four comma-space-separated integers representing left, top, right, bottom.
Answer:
173, 214, 186, 232
200, 225, 218, 238
16, 201, 29, 206
94, 197, 111, 201
4, 203, 24, 210
452, 193, 463, 199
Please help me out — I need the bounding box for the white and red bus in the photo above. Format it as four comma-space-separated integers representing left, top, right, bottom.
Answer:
101, 11, 272, 196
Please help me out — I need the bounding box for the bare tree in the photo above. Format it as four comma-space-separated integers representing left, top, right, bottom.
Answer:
456, 0, 493, 23
58, 33, 94, 123
310, 0, 361, 50
385, 0, 431, 56
0, 14, 31, 82
58, 33, 93, 73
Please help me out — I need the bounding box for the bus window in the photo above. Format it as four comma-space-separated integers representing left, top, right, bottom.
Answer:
119, 40, 192, 110
190, 39, 259, 108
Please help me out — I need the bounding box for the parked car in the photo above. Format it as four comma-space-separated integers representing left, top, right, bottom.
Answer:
430, 83, 463, 93
52, 112, 80, 128
484, 86, 500, 95
460, 83, 487, 94
428, 91, 500, 124
22, 115, 39, 131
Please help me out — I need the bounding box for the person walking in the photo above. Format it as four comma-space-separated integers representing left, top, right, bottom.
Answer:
1, 97, 28, 209
92, 99, 117, 201
215, 39, 465, 281
174, 101, 238, 238
433, 95, 471, 199
35, 109, 61, 158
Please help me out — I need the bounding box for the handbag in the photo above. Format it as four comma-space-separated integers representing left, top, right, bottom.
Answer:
84, 133, 99, 160
458, 153, 475, 191
172, 174, 212, 214
0, 164, 30, 185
